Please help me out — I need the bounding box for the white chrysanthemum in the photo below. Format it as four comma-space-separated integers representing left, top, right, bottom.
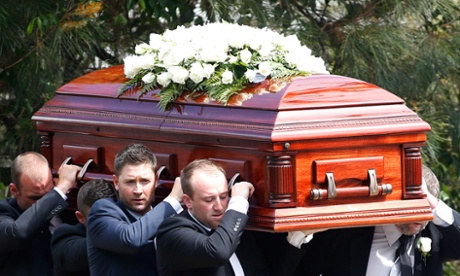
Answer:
239, 49, 252, 64
168, 66, 189, 84
142, 73, 156, 84
258, 62, 272, 76
222, 70, 233, 84
157, 72, 172, 87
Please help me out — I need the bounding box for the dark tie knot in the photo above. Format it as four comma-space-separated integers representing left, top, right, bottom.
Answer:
399, 235, 412, 246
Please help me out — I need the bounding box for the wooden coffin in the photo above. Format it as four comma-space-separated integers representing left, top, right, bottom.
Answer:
32, 65, 433, 232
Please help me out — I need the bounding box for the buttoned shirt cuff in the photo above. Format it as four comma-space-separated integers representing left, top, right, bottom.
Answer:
227, 195, 249, 215
163, 196, 184, 214
432, 200, 454, 226
53, 187, 67, 200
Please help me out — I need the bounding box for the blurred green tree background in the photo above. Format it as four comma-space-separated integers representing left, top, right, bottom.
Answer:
1, 0, 459, 272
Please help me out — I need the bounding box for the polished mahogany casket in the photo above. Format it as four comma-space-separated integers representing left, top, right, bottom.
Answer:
32, 65, 433, 232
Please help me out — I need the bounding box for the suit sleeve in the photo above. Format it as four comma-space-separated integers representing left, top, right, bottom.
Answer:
156, 210, 248, 271
437, 209, 460, 261
0, 190, 68, 251
50, 224, 88, 272
87, 199, 176, 254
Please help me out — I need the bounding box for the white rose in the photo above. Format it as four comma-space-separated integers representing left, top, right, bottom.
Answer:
239, 49, 252, 64
163, 47, 186, 68
189, 62, 205, 84
221, 70, 233, 84
245, 69, 257, 82
228, 56, 238, 63
149, 33, 163, 50
201, 43, 228, 63
135, 43, 150, 55
142, 73, 156, 84
258, 62, 272, 77
202, 64, 215, 78
258, 43, 273, 57
157, 72, 172, 87
418, 237, 432, 253
123, 55, 146, 78
168, 66, 189, 84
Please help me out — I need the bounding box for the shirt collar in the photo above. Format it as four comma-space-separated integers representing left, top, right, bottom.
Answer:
187, 209, 212, 232
382, 224, 403, 247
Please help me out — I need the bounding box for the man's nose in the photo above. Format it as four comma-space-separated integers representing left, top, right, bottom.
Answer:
214, 198, 224, 210
133, 182, 142, 193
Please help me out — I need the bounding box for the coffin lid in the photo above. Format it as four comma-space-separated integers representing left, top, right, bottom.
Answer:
43, 65, 430, 142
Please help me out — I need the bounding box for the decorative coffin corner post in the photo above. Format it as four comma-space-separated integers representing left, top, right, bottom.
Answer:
266, 155, 297, 208
32, 23, 433, 231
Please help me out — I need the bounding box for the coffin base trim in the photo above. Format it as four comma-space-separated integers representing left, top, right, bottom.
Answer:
247, 198, 433, 232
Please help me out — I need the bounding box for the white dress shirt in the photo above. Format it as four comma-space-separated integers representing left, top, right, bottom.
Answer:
366, 200, 454, 276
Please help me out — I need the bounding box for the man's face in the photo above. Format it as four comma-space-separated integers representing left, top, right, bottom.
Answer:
12, 166, 54, 211
396, 221, 429, 236
184, 170, 229, 230
113, 162, 156, 216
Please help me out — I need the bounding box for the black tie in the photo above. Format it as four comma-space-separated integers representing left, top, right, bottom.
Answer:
398, 235, 413, 276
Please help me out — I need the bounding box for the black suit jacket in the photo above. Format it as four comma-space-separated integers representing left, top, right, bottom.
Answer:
294, 211, 460, 276
156, 209, 269, 276
0, 189, 68, 275
51, 223, 89, 276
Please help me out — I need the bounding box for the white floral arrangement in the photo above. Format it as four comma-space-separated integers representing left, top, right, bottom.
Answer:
119, 22, 329, 111
416, 236, 432, 265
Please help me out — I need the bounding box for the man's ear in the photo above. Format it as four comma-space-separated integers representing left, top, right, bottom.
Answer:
75, 210, 86, 225
183, 194, 192, 210
9, 183, 19, 197
112, 174, 120, 191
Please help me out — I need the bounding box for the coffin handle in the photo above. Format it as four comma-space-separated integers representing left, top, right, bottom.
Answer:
229, 173, 241, 186
156, 165, 170, 179
326, 172, 337, 199
77, 159, 94, 181
368, 169, 379, 196
310, 169, 393, 200
60, 156, 72, 167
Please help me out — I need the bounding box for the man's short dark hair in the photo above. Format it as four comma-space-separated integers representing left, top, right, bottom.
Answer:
114, 144, 157, 177
77, 179, 117, 217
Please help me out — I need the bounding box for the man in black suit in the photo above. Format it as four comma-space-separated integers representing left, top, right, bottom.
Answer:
292, 164, 460, 276
51, 178, 117, 276
0, 151, 81, 275
86, 143, 184, 275
156, 158, 268, 275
